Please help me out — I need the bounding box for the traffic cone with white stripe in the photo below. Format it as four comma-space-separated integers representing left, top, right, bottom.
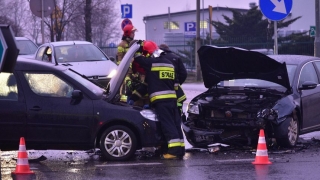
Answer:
12, 137, 34, 174
252, 129, 272, 165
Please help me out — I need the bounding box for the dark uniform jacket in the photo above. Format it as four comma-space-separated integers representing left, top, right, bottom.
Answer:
161, 49, 187, 106
134, 55, 176, 104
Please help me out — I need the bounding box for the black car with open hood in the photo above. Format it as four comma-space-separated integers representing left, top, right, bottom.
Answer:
0, 42, 163, 161
183, 45, 320, 149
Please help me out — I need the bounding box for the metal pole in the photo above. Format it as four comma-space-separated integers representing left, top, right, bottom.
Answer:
195, 0, 202, 81
274, 21, 278, 54
41, 0, 44, 44
315, 0, 320, 57
168, 7, 171, 32
202, 0, 204, 44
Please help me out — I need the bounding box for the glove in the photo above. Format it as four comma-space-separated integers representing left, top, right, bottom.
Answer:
127, 100, 134, 105
137, 40, 144, 45
136, 40, 144, 53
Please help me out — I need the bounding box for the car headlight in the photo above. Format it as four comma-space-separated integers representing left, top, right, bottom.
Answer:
107, 69, 117, 78
140, 109, 158, 121
187, 102, 199, 114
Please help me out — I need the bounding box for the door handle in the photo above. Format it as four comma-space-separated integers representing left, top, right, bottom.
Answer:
30, 106, 42, 111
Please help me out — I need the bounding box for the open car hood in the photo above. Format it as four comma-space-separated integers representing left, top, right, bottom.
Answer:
197, 45, 291, 90
107, 42, 140, 102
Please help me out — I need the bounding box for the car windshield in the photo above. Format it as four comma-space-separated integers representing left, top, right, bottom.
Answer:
16, 40, 38, 55
218, 64, 297, 89
54, 44, 109, 63
64, 69, 105, 96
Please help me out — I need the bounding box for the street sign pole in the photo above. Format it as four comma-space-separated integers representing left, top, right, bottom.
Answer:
259, 0, 292, 55
41, 0, 44, 44
315, 0, 320, 57
274, 21, 278, 54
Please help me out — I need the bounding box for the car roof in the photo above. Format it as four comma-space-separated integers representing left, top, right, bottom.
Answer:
15, 37, 32, 41
42, 41, 93, 47
15, 56, 68, 72
268, 55, 320, 65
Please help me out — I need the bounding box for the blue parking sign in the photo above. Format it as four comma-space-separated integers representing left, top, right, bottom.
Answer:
184, 22, 196, 38
259, 0, 292, 21
121, 4, 132, 19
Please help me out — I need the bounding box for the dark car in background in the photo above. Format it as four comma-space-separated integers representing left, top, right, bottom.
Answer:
0, 43, 162, 161
183, 45, 320, 148
33, 41, 117, 87
15, 37, 38, 57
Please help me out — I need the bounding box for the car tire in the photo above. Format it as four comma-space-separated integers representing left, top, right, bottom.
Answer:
99, 125, 137, 161
276, 116, 299, 148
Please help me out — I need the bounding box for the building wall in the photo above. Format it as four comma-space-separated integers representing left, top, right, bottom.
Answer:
143, 7, 247, 45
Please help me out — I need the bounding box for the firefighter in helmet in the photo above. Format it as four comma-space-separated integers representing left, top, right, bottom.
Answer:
133, 40, 185, 159
117, 24, 137, 102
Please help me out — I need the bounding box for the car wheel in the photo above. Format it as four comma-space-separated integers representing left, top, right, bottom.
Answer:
276, 116, 299, 148
100, 125, 137, 161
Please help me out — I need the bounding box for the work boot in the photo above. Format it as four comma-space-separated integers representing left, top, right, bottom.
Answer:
161, 154, 181, 160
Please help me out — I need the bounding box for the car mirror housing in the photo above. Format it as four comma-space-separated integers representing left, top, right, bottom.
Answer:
72, 90, 83, 99
299, 81, 317, 90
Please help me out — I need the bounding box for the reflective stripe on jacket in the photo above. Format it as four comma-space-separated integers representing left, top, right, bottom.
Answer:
134, 55, 177, 104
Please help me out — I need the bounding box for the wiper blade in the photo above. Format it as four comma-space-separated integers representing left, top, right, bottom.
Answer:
68, 68, 108, 91
85, 60, 103, 61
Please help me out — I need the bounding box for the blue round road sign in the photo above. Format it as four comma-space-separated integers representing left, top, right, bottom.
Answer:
259, 0, 292, 21
121, 18, 132, 30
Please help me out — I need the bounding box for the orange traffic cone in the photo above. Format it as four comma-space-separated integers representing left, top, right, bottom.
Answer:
252, 129, 272, 165
12, 137, 34, 174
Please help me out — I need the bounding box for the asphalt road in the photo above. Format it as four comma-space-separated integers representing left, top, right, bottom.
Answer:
2, 82, 320, 180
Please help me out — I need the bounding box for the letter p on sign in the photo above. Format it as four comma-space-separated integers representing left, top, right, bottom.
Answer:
121, 4, 132, 18
185, 22, 196, 32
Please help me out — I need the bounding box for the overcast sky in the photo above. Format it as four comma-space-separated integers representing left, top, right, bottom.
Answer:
114, 0, 258, 39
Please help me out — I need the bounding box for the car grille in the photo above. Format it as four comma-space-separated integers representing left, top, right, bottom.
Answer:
205, 109, 251, 119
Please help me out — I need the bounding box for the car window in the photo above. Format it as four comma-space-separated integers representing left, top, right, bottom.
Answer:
16, 39, 38, 55
313, 61, 320, 74
286, 65, 297, 86
299, 62, 319, 87
54, 44, 108, 63
0, 73, 18, 101
35, 46, 46, 60
23, 73, 73, 97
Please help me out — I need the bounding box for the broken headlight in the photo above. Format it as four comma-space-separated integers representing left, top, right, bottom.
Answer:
257, 108, 277, 120
187, 102, 200, 115
140, 109, 158, 121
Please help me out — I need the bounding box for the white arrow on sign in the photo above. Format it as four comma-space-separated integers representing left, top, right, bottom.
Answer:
271, 0, 287, 14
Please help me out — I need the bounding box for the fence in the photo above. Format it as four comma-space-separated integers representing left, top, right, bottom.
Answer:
99, 39, 315, 82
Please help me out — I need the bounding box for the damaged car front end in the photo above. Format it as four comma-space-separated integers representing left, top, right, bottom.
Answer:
182, 46, 299, 148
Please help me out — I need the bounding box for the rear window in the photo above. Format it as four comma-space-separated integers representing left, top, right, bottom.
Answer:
16, 39, 38, 55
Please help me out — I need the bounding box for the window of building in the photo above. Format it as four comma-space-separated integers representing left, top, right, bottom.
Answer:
24, 72, 73, 98
164, 21, 179, 30
200, 21, 208, 29
0, 73, 18, 101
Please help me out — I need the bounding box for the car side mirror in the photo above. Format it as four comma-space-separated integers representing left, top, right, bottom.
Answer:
299, 81, 318, 90
71, 90, 83, 105
109, 56, 116, 63
72, 89, 83, 99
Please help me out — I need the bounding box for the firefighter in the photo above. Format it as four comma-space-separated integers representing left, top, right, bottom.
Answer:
134, 40, 185, 159
159, 44, 187, 116
117, 24, 137, 102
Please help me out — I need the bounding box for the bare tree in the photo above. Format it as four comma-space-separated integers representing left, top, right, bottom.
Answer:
85, 0, 92, 42
65, 0, 120, 45
0, 0, 30, 36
